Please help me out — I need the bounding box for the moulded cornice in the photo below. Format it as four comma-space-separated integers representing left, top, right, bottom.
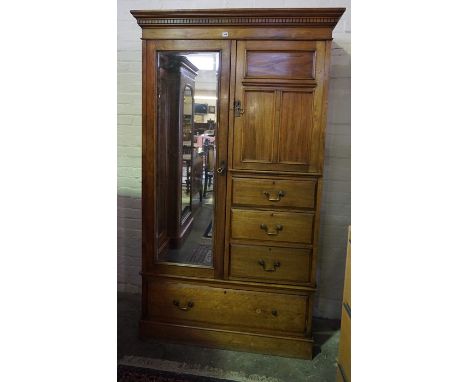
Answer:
130, 8, 346, 29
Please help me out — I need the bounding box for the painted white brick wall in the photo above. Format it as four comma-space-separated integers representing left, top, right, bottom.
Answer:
117, 0, 351, 318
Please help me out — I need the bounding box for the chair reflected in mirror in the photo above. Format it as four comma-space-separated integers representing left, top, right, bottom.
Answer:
203, 139, 215, 198
182, 142, 192, 194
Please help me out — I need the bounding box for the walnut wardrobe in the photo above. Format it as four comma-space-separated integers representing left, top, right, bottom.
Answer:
131, 8, 345, 359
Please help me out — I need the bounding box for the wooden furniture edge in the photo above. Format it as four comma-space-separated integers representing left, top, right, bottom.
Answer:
139, 319, 314, 359
130, 8, 346, 28
141, 272, 318, 293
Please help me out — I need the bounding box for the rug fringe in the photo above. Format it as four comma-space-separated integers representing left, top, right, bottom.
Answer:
119, 355, 282, 382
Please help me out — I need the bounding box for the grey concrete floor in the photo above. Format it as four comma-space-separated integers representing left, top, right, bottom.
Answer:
118, 292, 341, 382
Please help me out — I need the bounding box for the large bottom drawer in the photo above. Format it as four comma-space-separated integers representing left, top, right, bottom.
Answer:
147, 279, 309, 335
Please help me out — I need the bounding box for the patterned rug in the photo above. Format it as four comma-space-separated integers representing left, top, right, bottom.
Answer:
186, 244, 212, 266
118, 356, 281, 382
118, 364, 235, 382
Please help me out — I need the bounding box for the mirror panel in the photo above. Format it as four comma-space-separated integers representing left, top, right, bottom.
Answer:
156, 52, 219, 268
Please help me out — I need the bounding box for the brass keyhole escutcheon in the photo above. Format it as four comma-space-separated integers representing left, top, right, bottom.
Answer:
216, 160, 226, 175
234, 100, 244, 117
255, 308, 278, 317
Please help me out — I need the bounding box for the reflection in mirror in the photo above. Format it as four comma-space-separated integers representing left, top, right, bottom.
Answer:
156, 52, 219, 268
181, 86, 193, 218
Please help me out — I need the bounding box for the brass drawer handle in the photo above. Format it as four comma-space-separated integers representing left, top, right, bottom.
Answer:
260, 223, 283, 236
258, 259, 281, 272
173, 300, 194, 311
262, 190, 285, 202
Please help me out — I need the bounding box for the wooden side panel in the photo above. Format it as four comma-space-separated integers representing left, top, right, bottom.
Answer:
142, 40, 157, 271
241, 90, 276, 162
337, 226, 351, 381
337, 307, 351, 381
246, 51, 315, 79
278, 91, 314, 165
343, 227, 351, 307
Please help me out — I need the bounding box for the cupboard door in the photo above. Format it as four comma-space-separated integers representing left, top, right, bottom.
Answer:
232, 41, 327, 174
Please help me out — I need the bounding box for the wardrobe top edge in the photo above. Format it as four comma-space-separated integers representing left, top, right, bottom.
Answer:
130, 8, 346, 29
130, 8, 346, 16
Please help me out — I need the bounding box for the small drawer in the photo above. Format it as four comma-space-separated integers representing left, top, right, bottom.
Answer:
148, 280, 308, 334
232, 177, 316, 209
230, 244, 312, 284
231, 208, 314, 244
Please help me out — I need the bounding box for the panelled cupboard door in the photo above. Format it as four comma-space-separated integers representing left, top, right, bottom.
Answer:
232, 41, 327, 174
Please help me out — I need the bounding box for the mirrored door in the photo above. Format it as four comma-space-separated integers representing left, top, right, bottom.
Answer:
154, 45, 228, 273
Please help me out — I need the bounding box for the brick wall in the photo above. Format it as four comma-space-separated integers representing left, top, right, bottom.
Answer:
117, 0, 351, 318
